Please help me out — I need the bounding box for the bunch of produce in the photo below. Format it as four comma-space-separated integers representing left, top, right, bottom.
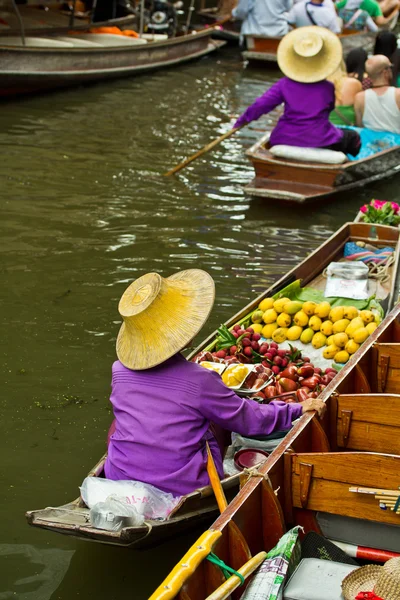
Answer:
252, 362, 337, 403
252, 297, 378, 364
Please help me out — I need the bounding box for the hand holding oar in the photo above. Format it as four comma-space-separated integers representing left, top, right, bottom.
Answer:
164, 126, 242, 177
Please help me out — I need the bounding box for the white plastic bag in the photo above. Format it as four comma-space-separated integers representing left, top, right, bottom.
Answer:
80, 477, 182, 520
90, 495, 145, 531
325, 262, 369, 300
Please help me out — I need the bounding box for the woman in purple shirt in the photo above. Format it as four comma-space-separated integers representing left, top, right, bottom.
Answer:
235, 26, 361, 157
105, 269, 325, 497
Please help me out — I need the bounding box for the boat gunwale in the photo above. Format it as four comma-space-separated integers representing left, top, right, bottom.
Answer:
0, 26, 219, 53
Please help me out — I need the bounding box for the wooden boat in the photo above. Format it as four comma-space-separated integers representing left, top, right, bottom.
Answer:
244, 132, 400, 203
0, 28, 225, 97
149, 262, 400, 599
243, 30, 376, 64
25, 221, 400, 549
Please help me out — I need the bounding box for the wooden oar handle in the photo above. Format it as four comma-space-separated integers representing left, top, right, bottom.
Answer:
206, 441, 228, 513
164, 126, 242, 177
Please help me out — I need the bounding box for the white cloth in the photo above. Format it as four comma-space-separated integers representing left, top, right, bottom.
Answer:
363, 87, 400, 134
232, 0, 293, 37
286, 0, 341, 32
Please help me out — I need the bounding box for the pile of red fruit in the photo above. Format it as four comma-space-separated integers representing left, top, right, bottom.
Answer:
194, 324, 338, 404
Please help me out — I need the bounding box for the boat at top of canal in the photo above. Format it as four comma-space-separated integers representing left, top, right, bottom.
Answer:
243, 131, 400, 204
26, 219, 400, 550
0, 1, 225, 97
148, 228, 400, 600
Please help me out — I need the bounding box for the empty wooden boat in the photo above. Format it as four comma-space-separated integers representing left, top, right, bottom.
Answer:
150, 299, 400, 599
243, 30, 376, 64
0, 28, 225, 97
244, 132, 400, 203
25, 222, 400, 549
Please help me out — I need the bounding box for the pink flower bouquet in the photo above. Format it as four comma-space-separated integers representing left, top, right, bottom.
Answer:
359, 199, 400, 226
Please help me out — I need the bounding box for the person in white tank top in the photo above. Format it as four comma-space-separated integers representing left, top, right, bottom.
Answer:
354, 54, 400, 134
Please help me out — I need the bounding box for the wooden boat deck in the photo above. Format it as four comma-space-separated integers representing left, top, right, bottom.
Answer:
26, 222, 400, 550
244, 132, 400, 203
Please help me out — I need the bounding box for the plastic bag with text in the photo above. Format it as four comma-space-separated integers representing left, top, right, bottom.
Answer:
80, 477, 182, 520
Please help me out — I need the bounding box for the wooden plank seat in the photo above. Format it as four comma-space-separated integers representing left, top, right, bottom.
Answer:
332, 393, 400, 454
290, 452, 400, 526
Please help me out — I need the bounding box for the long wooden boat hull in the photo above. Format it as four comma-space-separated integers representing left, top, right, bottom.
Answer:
26, 222, 400, 549
149, 230, 400, 600
196, 9, 241, 42
244, 132, 400, 203
0, 30, 224, 97
243, 31, 376, 64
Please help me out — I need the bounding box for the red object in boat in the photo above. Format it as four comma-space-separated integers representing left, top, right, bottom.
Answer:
234, 449, 269, 471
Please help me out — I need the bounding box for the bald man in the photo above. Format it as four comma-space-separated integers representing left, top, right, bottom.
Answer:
354, 54, 400, 133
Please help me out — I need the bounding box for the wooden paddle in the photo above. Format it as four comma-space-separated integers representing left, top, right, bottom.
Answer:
206, 441, 228, 513
164, 126, 242, 176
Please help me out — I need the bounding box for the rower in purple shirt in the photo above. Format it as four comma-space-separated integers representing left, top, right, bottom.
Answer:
104, 269, 325, 497
235, 26, 361, 157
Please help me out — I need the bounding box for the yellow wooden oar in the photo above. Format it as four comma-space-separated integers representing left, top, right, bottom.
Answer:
206, 441, 228, 513
164, 126, 242, 177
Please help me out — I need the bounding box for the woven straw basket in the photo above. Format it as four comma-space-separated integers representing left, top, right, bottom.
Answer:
342, 557, 400, 600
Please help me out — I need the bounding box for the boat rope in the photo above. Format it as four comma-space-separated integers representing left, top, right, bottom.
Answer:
322, 254, 394, 284
206, 552, 245, 585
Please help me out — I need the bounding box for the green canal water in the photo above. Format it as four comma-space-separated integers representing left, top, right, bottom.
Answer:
1, 47, 399, 600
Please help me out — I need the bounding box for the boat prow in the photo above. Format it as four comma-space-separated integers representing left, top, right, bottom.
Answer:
244, 132, 400, 203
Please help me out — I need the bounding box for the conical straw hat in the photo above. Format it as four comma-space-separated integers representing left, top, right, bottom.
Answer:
342, 557, 400, 600
116, 269, 215, 370
277, 26, 343, 83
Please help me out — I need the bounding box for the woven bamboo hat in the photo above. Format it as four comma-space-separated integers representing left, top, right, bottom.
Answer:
116, 269, 215, 370
277, 26, 343, 83
342, 557, 400, 600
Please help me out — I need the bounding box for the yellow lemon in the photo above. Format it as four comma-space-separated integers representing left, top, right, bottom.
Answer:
283, 300, 303, 315
332, 319, 350, 334
302, 301, 317, 316
293, 310, 309, 327
272, 327, 288, 344
300, 327, 314, 344
258, 297, 274, 312
309, 315, 322, 331
273, 297, 291, 313
343, 306, 359, 320
353, 327, 369, 344
323, 344, 340, 359
345, 317, 364, 338
251, 309, 264, 324
327, 335, 335, 346
334, 350, 350, 364
345, 339, 360, 355
359, 310, 375, 324
263, 309, 278, 324
320, 320, 333, 336
329, 306, 344, 323
333, 332, 349, 348
287, 325, 303, 341
312, 332, 327, 349
366, 322, 378, 335
277, 312, 291, 328
251, 323, 263, 334
262, 323, 278, 339
314, 301, 331, 319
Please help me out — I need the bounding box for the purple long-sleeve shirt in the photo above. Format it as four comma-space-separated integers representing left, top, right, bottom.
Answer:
104, 354, 302, 496
235, 77, 343, 148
